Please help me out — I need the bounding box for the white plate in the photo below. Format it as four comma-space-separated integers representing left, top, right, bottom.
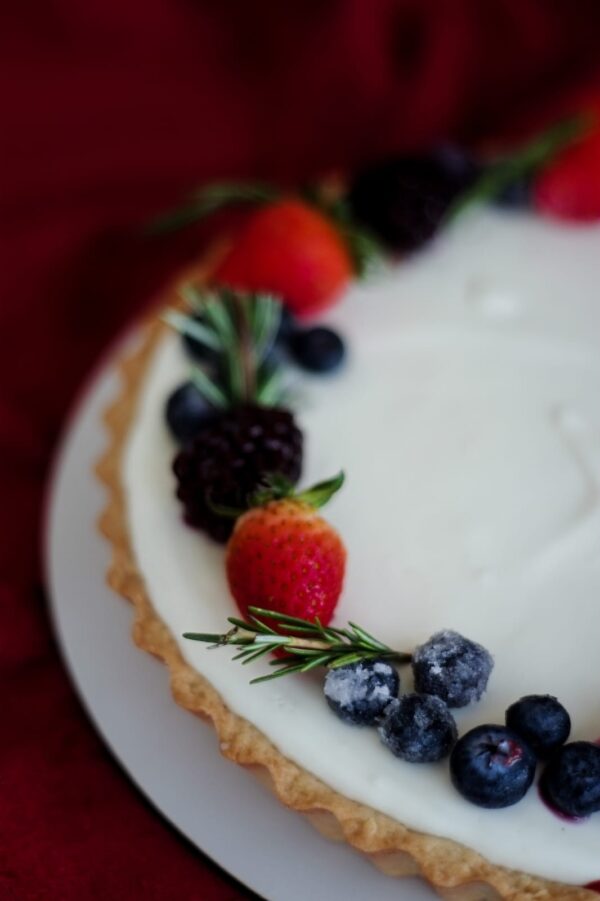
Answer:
44, 343, 437, 901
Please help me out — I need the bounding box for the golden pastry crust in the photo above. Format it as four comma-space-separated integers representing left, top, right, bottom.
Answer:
96, 262, 594, 901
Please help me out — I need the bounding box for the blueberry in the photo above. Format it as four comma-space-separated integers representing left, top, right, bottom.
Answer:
506, 695, 571, 759
275, 306, 298, 347
324, 659, 399, 726
182, 314, 221, 368
348, 150, 479, 253
540, 742, 600, 818
289, 327, 346, 373
450, 725, 536, 808
493, 176, 531, 209
378, 694, 457, 763
165, 382, 221, 444
412, 630, 493, 708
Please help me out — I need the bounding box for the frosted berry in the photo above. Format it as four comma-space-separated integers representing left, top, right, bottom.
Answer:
506, 695, 571, 759
378, 694, 457, 763
450, 725, 536, 808
324, 660, 399, 726
540, 742, 600, 818
289, 326, 346, 373
412, 630, 493, 708
165, 382, 221, 444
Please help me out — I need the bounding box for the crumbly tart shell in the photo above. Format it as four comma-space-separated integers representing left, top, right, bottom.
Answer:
96, 262, 593, 901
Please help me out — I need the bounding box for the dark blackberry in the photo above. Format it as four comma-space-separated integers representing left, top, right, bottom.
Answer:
348, 149, 479, 252
173, 404, 303, 542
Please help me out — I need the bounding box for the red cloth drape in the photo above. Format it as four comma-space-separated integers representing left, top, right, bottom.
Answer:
1, 2, 599, 898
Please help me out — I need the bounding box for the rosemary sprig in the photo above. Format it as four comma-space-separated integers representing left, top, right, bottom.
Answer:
183, 606, 412, 684
145, 182, 280, 236
446, 113, 592, 222
163, 286, 285, 408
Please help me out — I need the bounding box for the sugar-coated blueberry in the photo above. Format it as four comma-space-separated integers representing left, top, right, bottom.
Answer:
378, 694, 457, 763
412, 630, 493, 708
324, 659, 399, 726
289, 327, 346, 373
165, 382, 221, 444
506, 695, 571, 758
450, 724, 536, 809
540, 742, 600, 818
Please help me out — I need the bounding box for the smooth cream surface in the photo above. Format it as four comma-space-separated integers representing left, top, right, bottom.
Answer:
123, 210, 600, 885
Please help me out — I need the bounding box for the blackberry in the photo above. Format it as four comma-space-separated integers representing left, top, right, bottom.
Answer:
173, 404, 303, 542
348, 149, 479, 252
378, 694, 457, 763
324, 659, 399, 726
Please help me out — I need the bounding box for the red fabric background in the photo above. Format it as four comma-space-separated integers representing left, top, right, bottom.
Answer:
1, 2, 599, 898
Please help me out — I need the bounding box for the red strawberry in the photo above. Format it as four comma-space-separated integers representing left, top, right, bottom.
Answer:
213, 199, 353, 319
225, 474, 346, 625
533, 127, 600, 222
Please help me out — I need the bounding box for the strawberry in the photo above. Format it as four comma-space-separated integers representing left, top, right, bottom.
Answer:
213, 199, 354, 319
225, 473, 346, 625
532, 123, 600, 221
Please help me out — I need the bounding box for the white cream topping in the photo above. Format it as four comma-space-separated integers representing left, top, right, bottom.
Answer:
123, 210, 600, 886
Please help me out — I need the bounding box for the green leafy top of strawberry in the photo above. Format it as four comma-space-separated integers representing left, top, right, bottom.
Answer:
250, 470, 345, 509
208, 471, 345, 520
